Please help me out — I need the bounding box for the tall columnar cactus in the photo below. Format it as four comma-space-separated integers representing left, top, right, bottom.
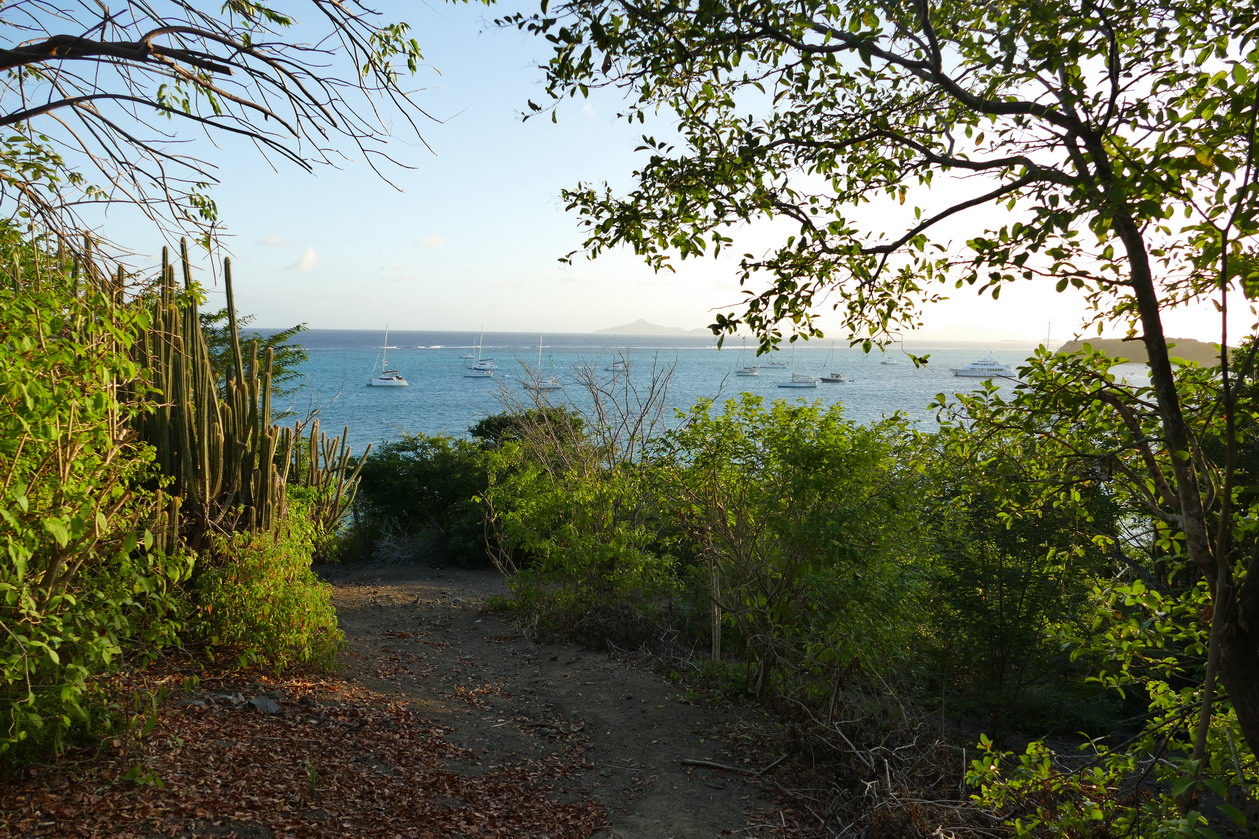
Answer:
131, 243, 365, 553
132, 246, 291, 548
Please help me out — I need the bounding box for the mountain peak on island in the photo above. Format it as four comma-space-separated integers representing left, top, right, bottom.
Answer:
596, 318, 707, 336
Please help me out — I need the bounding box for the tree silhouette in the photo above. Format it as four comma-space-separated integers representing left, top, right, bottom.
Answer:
0, 0, 446, 246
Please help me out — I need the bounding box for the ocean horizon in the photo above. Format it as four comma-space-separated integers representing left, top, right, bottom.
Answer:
276, 329, 1070, 457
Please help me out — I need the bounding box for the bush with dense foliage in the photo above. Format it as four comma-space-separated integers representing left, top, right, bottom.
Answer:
650, 396, 930, 697
952, 351, 1259, 835
921, 422, 1124, 734
190, 505, 342, 670
1, 238, 364, 765
350, 433, 494, 565
487, 440, 680, 644
0, 239, 190, 761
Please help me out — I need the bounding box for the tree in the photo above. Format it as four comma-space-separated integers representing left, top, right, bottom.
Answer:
0, 0, 447, 246
652, 395, 929, 696
200, 307, 308, 410
506, 0, 1259, 798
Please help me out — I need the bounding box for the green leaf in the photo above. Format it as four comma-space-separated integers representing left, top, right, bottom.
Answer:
1217, 803, 1248, 828
1171, 774, 1196, 798
44, 517, 69, 548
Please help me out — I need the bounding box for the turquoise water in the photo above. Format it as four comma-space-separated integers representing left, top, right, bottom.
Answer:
279, 329, 1040, 457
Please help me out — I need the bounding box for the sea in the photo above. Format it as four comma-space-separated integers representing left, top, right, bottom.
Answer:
277, 329, 1051, 458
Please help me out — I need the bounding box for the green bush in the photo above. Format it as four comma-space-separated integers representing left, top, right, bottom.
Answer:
949, 351, 1259, 834
469, 407, 585, 446
919, 427, 1122, 733
490, 453, 682, 645
486, 394, 933, 676
190, 504, 342, 670
1, 239, 190, 761
652, 395, 931, 697
350, 433, 493, 565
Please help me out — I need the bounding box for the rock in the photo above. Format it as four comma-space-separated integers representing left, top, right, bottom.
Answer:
249, 695, 281, 714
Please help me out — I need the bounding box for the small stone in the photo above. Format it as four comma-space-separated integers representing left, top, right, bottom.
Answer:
249, 695, 281, 714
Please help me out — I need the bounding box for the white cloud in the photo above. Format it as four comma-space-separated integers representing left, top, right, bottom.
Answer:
419, 235, 446, 248
287, 247, 318, 271
258, 234, 294, 247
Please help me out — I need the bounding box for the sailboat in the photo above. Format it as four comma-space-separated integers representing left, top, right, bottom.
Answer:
734, 340, 759, 376
881, 335, 906, 365
524, 334, 562, 391
368, 325, 408, 387
776, 350, 818, 388
777, 371, 819, 388
605, 350, 630, 373
464, 328, 495, 378
819, 341, 847, 383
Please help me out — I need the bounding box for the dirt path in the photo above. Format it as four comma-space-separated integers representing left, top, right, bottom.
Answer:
324, 560, 792, 839
0, 561, 810, 839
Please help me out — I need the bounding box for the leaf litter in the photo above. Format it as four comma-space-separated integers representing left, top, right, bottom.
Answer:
1, 562, 818, 838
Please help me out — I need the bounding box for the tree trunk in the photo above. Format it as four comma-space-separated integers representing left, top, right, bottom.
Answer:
1218, 571, 1259, 756
1114, 211, 1259, 759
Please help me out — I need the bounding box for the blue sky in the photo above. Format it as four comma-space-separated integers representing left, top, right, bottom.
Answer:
100, 1, 1250, 345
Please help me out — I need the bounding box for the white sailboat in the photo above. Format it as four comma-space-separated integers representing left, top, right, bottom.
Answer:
776, 349, 818, 387
734, 340, 759, 376
464, 328, 496, 378
819, 341, 847, 383
777, 371, 819, 388
368, 325, 408, 387
524, 334, 562, 391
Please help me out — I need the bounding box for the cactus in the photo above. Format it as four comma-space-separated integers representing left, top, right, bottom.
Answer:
288, 418, 370, 544
131, 243, 361, 552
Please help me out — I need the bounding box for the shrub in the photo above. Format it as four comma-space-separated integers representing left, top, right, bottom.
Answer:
350, 433, 493, 565
1, 239, 190, 762
491, 455, 682, 645
652, 395, 931, 697
190, 504, 342, 670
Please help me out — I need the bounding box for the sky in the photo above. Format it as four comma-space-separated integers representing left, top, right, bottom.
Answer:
94, 1, 1255, 345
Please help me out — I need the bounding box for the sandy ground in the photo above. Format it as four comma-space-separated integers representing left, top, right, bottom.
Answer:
323, 560, 798, 839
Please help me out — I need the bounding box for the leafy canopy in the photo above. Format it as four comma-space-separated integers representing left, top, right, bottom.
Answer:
507, 0, 1259, 346
200, 308, 308, 413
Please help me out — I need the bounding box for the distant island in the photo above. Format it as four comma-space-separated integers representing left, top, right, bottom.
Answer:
597, 318, 710, 336
1057, 337, 1222, 367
